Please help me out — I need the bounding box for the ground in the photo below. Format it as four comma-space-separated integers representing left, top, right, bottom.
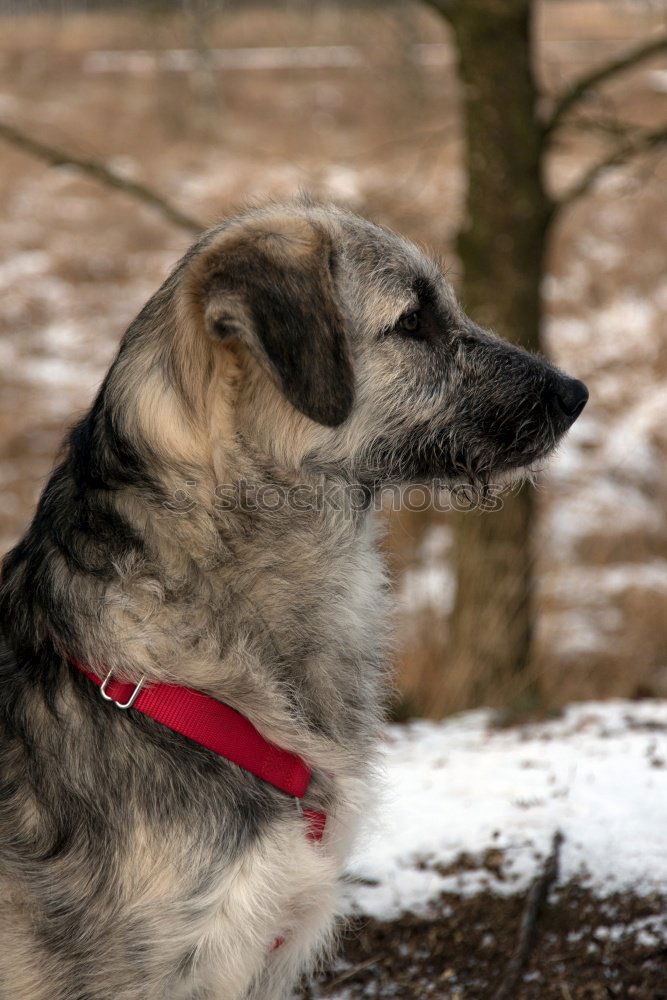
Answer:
307, 702, 667, 998
311, 888, 667, 998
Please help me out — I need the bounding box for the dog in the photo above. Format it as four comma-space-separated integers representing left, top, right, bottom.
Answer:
0, 198, 587, 999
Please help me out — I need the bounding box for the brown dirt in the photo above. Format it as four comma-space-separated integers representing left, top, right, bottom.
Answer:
306, 882, 667, 999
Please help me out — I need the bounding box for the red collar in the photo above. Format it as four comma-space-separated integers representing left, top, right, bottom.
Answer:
72, 661, 312, 799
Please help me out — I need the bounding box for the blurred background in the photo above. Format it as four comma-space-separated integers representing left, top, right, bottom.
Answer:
0, 0, 665, 720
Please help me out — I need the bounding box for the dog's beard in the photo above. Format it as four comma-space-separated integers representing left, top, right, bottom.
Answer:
358, 415, 558, 490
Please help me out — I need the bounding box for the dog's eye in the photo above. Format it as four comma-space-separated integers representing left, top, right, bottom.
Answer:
382, 302, 440, 342
397, 310, 421, 336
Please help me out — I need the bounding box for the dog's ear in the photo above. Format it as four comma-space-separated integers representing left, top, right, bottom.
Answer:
196, 216, 354, 427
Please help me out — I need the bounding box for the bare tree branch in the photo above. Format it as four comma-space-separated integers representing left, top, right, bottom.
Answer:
544, 34, 667, 139
492, 831, 563, 1000
320, 955, 382, 994
556, 124, 667, 210
566, 114, 642, 142
0, 119, 205, 234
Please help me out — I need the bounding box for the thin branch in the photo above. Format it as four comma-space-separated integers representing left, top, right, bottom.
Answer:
566, 114, 643, 142
491, 831, 563, 1000
0, 119, 205, 234
557, 124, 667, 210
544, 34, 667, 139
320, 954, 382, 994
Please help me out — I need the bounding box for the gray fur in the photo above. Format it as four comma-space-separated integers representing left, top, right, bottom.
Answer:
0, 198, 586, 999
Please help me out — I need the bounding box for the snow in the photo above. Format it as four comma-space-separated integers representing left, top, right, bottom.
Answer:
82, 45, 455, 75
601, 389, 667, 477
546, 294, 660, 369
543, 560, 667, 602
345, 701, 667, 921
399, 525, 455, 614
647, 69, 667, 93
400, 565, 455, 614
83, 47, 364, 74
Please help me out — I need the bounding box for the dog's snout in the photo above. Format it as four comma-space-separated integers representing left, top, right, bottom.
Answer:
553, 375, 589, 422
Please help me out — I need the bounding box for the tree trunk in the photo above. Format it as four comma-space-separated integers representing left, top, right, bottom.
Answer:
430, 0, 551, 714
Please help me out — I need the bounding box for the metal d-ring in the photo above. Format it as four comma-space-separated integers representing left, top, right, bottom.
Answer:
99, 670, 145, 709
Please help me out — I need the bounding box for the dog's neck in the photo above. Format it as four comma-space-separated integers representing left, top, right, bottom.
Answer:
1, 394, 389, 760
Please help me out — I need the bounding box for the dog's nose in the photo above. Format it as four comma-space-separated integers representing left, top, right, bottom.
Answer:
553, 375, 589, 421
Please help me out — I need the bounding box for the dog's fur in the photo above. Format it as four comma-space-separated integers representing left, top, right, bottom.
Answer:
0, 198, 587, 999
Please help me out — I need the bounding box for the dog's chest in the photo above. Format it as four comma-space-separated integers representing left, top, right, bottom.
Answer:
165, 772, 371, 998
164, 523, 389, 993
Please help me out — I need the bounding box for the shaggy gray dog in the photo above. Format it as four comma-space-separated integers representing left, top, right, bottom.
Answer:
0, 199, 587, 999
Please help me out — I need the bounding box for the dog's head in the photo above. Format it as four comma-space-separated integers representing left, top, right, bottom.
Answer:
177, 199, 587, 488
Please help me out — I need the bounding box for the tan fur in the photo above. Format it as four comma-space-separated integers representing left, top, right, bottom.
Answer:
0, 198, 587, 999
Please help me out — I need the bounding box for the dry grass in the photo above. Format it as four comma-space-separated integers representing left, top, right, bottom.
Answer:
0, 1, 665, 715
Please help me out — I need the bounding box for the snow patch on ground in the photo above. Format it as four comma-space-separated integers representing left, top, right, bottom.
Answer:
399, 525, 455, 615
346, 701, 667, 920
82, 44, 455, 75
543, 560, 667, 602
